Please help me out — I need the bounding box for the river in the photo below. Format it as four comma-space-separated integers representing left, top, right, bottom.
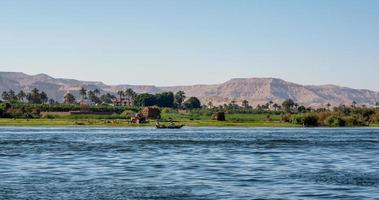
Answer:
0, 127, 378, 199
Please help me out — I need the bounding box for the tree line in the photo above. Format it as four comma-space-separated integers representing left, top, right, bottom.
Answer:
1, 87, 202, 109
2, 89, 49, 104
64, 87, 201, 109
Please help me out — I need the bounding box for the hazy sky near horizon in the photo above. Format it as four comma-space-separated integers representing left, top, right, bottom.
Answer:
0, 0, 379, 90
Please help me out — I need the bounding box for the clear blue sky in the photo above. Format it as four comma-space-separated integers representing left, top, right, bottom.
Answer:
0, 0, 378, 90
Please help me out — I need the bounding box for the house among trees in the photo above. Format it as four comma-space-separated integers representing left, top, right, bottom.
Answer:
112, 99, 131, 106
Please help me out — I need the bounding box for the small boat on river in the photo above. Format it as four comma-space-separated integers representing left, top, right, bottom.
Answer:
155, 121, 184, 129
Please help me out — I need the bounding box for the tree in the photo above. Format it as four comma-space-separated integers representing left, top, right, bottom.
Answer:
183, 97, 201, 109
27, 88, 43, 104
88, 90, 101, 104
352, 101, 357, 108
207, 101, 213, 108
268, 100, 273, 110
93, 89, 100, 96
1, 91, 9, 101
155, 92, 174, 107
174, 91, 186, 108
17, 90, 26, 102
334, 104, 351, 115
79, 87, 87, 101
48, 99, 56, 104
24, 88, 49, 104
242, 100, 249, 108
125, 88, 137, 106
326, 103, 331, 110
8, 90, 17, 101
297, 105, 306, 113
125, 88, 136, 99
272, 103, 279, 111
133, 93, 157, 107
100, 93, 116, 104
64, 93, 76, 104
282, 99, 295, 113
1, 90, 20, 102
117, 90, 124, 101
40, 92, 48, 103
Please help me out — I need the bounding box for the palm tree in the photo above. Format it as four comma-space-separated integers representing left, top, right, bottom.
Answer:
265, 103, 270, 110
8, 90, 16, 101
48, 99, 55, 104
326, 103, 331, 110
79, 87, 87, 102
117, 90, 124, 101
30, 88, 40, 103
17, 90, 26, 102
352, 101, 357, 108
31, 88, 39, 95
1, 91, 9, 101
125, 88, 137, 106
174, 91, 186, 108
268, 100, 273, 110
207, 101, 213, 108
282, 99, 295, 113
93, 89, 100, 96
242, 100, 249, 108
64, 93, 76, 104
272, 103, 279, 111
40, 92, 48, 104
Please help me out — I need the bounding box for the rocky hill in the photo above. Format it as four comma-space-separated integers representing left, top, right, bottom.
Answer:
1, 72, 378, 107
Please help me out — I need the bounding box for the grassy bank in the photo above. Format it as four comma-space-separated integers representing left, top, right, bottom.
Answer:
0, 118, 152, 127
0, 118, 295, 127
0, 118, 378, 127
1, 108, 379, 128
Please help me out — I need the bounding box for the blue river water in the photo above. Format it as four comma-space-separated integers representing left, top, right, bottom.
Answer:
0, 127, 378, 199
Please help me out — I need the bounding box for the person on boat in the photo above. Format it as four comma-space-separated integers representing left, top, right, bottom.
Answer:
169, 120, 176, 128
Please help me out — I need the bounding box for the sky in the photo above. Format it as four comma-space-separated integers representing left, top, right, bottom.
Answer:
0, 0, 378, 90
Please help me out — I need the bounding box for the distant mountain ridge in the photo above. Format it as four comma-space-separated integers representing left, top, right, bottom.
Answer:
0, 72, 378, 107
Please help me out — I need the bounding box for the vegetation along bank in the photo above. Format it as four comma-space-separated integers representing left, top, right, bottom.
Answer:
1, 88, 379, 127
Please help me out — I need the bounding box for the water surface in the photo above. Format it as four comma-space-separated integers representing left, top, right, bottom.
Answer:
0, 127, 378, 199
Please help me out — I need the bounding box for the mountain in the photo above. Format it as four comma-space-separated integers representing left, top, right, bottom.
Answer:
164, 78, 379, 107
1, 72, 378, 107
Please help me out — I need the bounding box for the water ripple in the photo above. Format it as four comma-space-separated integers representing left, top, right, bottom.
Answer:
0, 127, 378, 199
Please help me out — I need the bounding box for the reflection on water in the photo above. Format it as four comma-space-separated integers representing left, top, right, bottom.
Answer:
0, 127, 378, 199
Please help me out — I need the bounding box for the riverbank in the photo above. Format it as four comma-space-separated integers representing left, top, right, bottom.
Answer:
0, 118, 299, 127
0, 118, 378, 127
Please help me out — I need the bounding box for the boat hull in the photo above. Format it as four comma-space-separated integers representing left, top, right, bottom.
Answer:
155, 125, 184, 129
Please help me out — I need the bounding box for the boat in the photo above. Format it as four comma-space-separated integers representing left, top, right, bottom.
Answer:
155, 122, 184, 129
156, 124, 184, 129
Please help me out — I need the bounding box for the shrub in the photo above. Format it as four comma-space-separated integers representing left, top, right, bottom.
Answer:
212, 112, 225, 121
325, 115, 346, 127
183, 97, 202, 109
291, 113, 319, 127
303, 114, 319, 127
344, 115, 366, 126
120, 110, 136, 118
369, 112, 379, 123
317, 112, 333, 126
281, 114, 292, 122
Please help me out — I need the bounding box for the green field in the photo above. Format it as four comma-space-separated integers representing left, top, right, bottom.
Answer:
0, 112, 297, 127
1, 110, 378, 127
